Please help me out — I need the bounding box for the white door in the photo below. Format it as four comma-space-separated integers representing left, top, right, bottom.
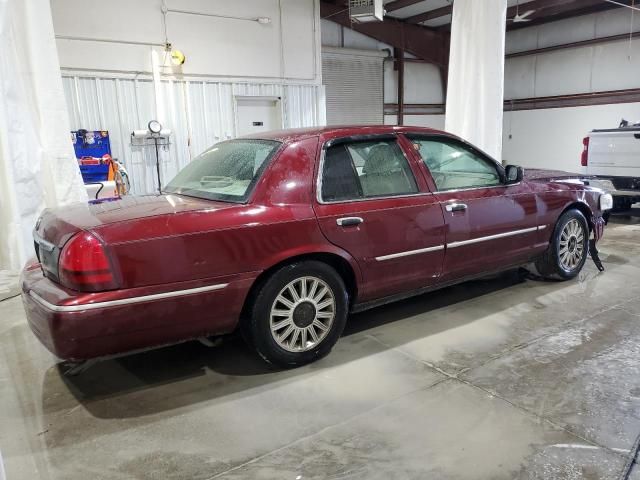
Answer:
236, 97, 282, 136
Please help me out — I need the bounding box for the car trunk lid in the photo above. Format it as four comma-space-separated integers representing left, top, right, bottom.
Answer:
33, 194, 235, 284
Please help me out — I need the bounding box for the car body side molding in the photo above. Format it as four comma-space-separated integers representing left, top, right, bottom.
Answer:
29, 283, 228, 313
446, 225, 547, 249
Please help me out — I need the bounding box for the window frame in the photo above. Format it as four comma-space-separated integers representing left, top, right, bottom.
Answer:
316, 134, 423, 205
405, 134, 507, 193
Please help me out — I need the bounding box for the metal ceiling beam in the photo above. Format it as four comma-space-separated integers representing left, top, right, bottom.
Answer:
404, 0, 633, 26
404, 5, 452, 24
506, 30, 640, 57
405, 0, 581, 25
384, 0, 427, 13
507, 0, 634, 29
320, 1, 449, 66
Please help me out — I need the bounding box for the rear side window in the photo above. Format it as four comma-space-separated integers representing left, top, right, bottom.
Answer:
320, 139, 418, 202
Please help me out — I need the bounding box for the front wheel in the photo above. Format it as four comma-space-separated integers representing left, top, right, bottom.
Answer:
535, 209, 589, 280
244, 261, 348, 368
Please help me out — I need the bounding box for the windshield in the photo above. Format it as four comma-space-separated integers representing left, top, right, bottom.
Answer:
164, 139, 281, 202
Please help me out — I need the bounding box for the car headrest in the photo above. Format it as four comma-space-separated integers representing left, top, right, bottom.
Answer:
363, 144, 398, 174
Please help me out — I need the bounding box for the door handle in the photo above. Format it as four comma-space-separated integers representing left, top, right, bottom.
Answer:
336, 217, 363, 227
445, 203, 468, 212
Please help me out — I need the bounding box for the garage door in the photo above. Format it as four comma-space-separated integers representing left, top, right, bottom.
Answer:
322, 48, 385, 126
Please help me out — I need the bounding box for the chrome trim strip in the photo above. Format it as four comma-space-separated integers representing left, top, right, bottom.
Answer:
29, 283, 228, 313
33, 230, 55, 252
375, 245, 445, 261
447, 226, 538, 248
538, 225, 547, 230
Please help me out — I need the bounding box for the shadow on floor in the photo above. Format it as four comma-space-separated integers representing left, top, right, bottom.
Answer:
43, 269, 529, 422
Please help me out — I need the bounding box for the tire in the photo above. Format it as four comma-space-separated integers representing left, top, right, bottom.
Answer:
243, 261, 349, 368
535, 209, 589, 280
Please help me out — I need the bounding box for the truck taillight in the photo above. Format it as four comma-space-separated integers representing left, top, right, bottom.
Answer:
581, 136, 589, 166
59, 232, 117, 291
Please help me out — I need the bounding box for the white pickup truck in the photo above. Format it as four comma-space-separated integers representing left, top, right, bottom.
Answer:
582, 119, 640, 211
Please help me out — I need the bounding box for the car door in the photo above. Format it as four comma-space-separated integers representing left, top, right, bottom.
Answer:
405, 134, 540, 281
313, 134, 446, 303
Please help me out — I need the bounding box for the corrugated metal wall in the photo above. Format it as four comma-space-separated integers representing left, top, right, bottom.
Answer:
62, 76, 326, 195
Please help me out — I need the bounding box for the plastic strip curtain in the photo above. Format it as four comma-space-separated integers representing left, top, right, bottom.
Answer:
445, 0, 508, 161
0, 0, 87, 274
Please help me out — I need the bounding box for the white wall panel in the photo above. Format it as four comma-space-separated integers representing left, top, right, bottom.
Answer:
52, 0, 164, 43
281, 0, 318, 79
284, 84, 326, 128
596, 8, 640, 37
384, 61, 443, 104
341, 28, 385, 51
536, 16, 596, 49
62, 75, 325, 195
506, 9, 639, 55
384, 114, 445, 130
320, 19, 342, 48
533, 47, 593, 97
55, 39, 153, 73
52, 0, 321, 82
165, 10, 281, 79
505, 26, 538, 54
592, 39, 640, 92
502, 102, 640, 170
504, 55, 536, 100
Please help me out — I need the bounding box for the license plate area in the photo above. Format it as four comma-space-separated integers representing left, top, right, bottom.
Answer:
33, 233, 61, 282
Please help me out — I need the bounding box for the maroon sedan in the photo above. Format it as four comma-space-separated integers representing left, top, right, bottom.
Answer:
21, 126, 611, 367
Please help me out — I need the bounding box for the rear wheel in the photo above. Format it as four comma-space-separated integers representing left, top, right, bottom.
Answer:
535, 209, 589, 280
244, 261, 348, 368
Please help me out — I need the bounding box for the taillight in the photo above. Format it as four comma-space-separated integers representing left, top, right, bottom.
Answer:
581, 136, 589, 167
59, 232, 117, 291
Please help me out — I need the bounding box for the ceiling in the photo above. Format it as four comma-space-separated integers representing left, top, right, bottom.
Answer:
324, 0, 637, 31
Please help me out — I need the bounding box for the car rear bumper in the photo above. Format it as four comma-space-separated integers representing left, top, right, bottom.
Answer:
20, 260, 257, 361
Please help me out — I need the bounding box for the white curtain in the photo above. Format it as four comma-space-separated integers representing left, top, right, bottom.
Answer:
0, 0, 87, 278
445, 0, 507, 161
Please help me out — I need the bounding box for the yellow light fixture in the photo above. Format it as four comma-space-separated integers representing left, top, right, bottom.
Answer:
170, 49, 186, 66
164, 43, 186, 66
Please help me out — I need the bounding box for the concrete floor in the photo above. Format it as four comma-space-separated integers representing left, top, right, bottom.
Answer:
2, 218, 640, 480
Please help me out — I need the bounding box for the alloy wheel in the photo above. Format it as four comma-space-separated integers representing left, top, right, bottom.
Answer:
269, 276, 336, 353
559, 218, 585, 271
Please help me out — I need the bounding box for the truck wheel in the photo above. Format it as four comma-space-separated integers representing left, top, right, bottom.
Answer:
244, 261, 348, 368
535, 209, 589, 280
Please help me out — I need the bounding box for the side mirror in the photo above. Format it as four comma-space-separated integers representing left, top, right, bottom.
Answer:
505, 165, 524, 184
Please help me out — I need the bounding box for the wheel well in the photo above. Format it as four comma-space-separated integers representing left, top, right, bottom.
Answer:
561, 202, 594, 232
240, 253, 358, 319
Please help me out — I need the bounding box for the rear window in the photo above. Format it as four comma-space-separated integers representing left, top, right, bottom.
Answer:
164, 139, 281, 202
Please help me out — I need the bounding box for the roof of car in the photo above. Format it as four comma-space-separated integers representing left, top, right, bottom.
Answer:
239, 125, 448, 143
